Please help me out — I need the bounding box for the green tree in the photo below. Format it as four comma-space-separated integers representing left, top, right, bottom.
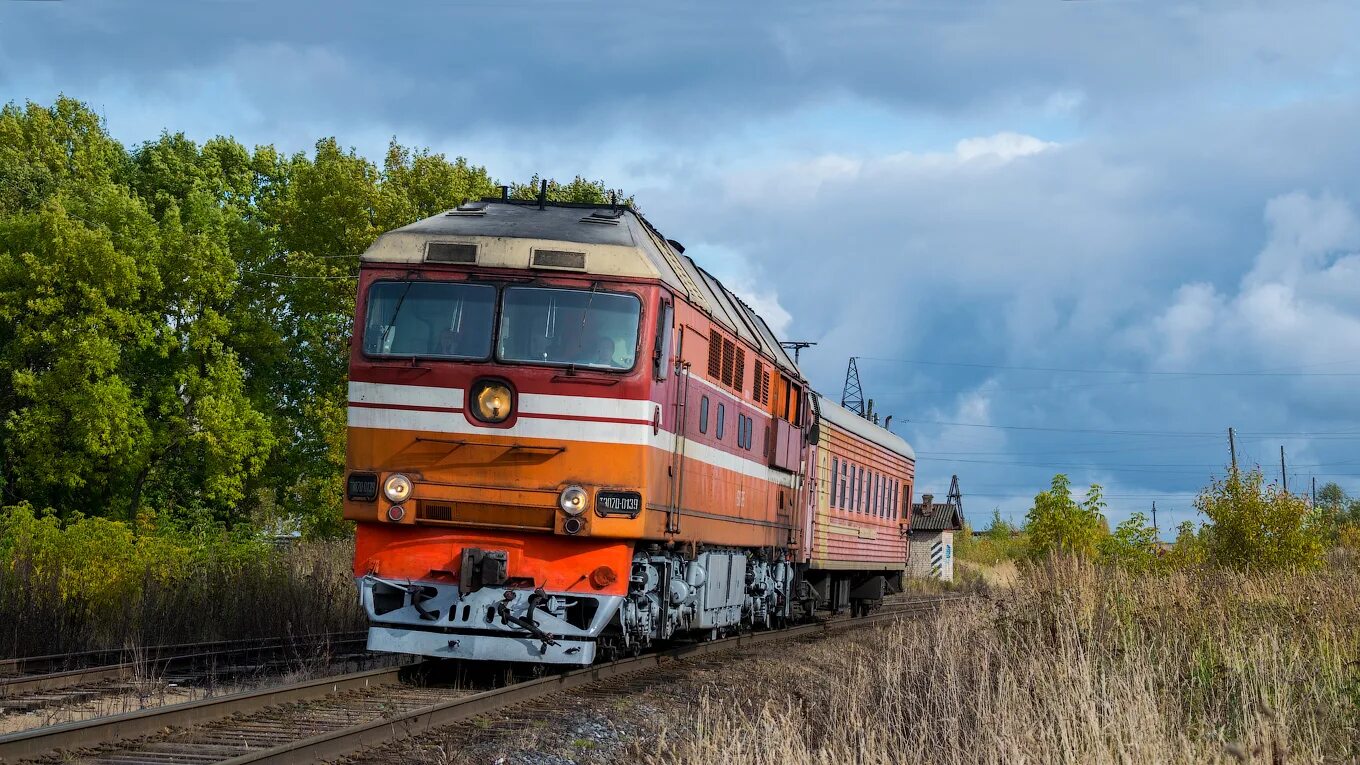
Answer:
1, 96, 622, 535
510, 173, 629, 205
985, 509, 1016, 541
1098, 511, 1160, 571
1315, 481, 1347, 512
1195, 467, 1326, 570
1025, 474, 1108, 558
1165, 519, 1207, 567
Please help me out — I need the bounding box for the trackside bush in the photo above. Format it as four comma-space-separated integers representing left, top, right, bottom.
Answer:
1025, 474, 1107, 559
1193, 467, 1327, 570
0, 504, 363, 657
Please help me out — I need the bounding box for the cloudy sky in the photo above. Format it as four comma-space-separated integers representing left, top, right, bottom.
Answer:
5, 0, 1359, 531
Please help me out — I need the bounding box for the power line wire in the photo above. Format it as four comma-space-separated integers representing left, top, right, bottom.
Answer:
862, 356, 1360, 377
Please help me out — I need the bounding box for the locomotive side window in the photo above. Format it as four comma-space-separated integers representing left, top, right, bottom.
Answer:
497, 287, 640, 371
716, 404, 726, 440
699, 396, 710, 434
363, 281, 496, 360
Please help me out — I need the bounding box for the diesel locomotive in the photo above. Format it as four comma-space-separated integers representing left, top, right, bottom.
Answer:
345, 197, 915, 664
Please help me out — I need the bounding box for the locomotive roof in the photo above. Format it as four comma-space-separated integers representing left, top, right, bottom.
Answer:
360, 199, 804, 379
815, 394, 916, 461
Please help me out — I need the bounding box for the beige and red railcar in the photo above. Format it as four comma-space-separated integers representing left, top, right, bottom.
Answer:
345, 199, 914, 664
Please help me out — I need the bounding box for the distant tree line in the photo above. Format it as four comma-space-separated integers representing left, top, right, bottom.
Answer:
957, 468, 1356, 571
0, 96, 623, 536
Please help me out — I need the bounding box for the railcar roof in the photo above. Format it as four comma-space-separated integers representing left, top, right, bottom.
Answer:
816, 394, 916, 461
361, 200, 803, 379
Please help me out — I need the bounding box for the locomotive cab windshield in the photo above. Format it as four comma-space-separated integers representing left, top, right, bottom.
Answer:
498, 286, 639, 371
361, 280, 641, 371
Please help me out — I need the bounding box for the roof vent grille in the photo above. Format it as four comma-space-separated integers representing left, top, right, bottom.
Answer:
581, 210, 623, 226
531, 249, 587, 271
425, 242, 478, 264
446, 201, 488, 217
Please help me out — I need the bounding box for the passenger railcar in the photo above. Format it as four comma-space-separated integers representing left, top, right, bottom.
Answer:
345, 198, 914, 665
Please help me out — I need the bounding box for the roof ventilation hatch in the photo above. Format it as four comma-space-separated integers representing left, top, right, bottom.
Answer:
530, 249, 587, 271
425, 242, 478, 264
446, 201, 489, 217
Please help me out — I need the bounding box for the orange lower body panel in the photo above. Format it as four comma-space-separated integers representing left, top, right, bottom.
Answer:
354, 523, 632, 598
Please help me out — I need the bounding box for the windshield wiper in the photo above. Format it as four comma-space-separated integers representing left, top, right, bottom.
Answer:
379, 281, 417, 353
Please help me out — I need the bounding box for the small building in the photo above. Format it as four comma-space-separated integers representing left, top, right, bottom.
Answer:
908, 478, 965, 581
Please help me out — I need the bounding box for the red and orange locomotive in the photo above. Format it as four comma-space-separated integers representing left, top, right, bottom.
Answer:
345, 198, 915, 664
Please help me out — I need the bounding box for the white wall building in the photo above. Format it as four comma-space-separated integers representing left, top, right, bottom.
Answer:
907, 491, 964, 581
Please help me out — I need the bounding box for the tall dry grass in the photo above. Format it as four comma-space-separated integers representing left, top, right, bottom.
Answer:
653, 558, 1360, 764
0, 540, 364, 658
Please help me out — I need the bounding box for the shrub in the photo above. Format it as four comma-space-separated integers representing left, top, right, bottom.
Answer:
1098, 511, 1160, 571
1194, 467, 1327, 570
0, 504, 363, 657
1025, 474, 1107, 559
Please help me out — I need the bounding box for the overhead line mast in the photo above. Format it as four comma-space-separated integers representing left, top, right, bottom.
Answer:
841, 357, 865, 417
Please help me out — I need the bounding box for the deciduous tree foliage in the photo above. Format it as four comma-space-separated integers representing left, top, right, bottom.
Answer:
0, 97, 619, 534
1193, 467, 1327, 570
1025, 474, 1108, 559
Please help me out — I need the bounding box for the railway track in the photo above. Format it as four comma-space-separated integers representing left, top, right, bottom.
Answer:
0, 594, 967, 765
0, 633, 371, 719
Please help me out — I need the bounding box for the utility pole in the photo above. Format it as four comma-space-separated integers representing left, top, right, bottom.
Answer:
1312, 476, 1317, 507
1228, 427, 1237, 471
1280, 445, 1288, 492
1152, 500, 1158, 537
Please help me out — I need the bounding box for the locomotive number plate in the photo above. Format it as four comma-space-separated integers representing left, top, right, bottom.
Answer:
595, 490, 642, 518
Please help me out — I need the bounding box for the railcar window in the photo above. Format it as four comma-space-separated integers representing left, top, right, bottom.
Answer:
699, 396, 709, 434
830, 458, 839, 507
497, 287, 640, 371
873, 473, 880, 516
832, 457, 843, 506
363, 281, 496, 359
716, 403, 726, 440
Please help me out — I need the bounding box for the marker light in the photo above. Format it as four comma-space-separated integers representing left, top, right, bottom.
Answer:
470, 380, 513, 423
558, 485, 588, 516
386, 505, 406, 522
383, 473, 413, 503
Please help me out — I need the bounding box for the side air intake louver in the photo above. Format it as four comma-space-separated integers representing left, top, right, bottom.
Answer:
531, 249, 587, 271
425, 242, 478, 264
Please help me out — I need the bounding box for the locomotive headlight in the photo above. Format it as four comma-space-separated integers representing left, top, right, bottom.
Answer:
383, 473, 413, 504
558, 485, 588, 516
470, 380, 514, 423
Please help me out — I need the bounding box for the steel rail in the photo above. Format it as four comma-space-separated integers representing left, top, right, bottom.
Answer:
0, 631, 367, 678
222, 596, 966, 765
0, 595, 966, 764
0, 634, 369, 697
0, 666, 406, 763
